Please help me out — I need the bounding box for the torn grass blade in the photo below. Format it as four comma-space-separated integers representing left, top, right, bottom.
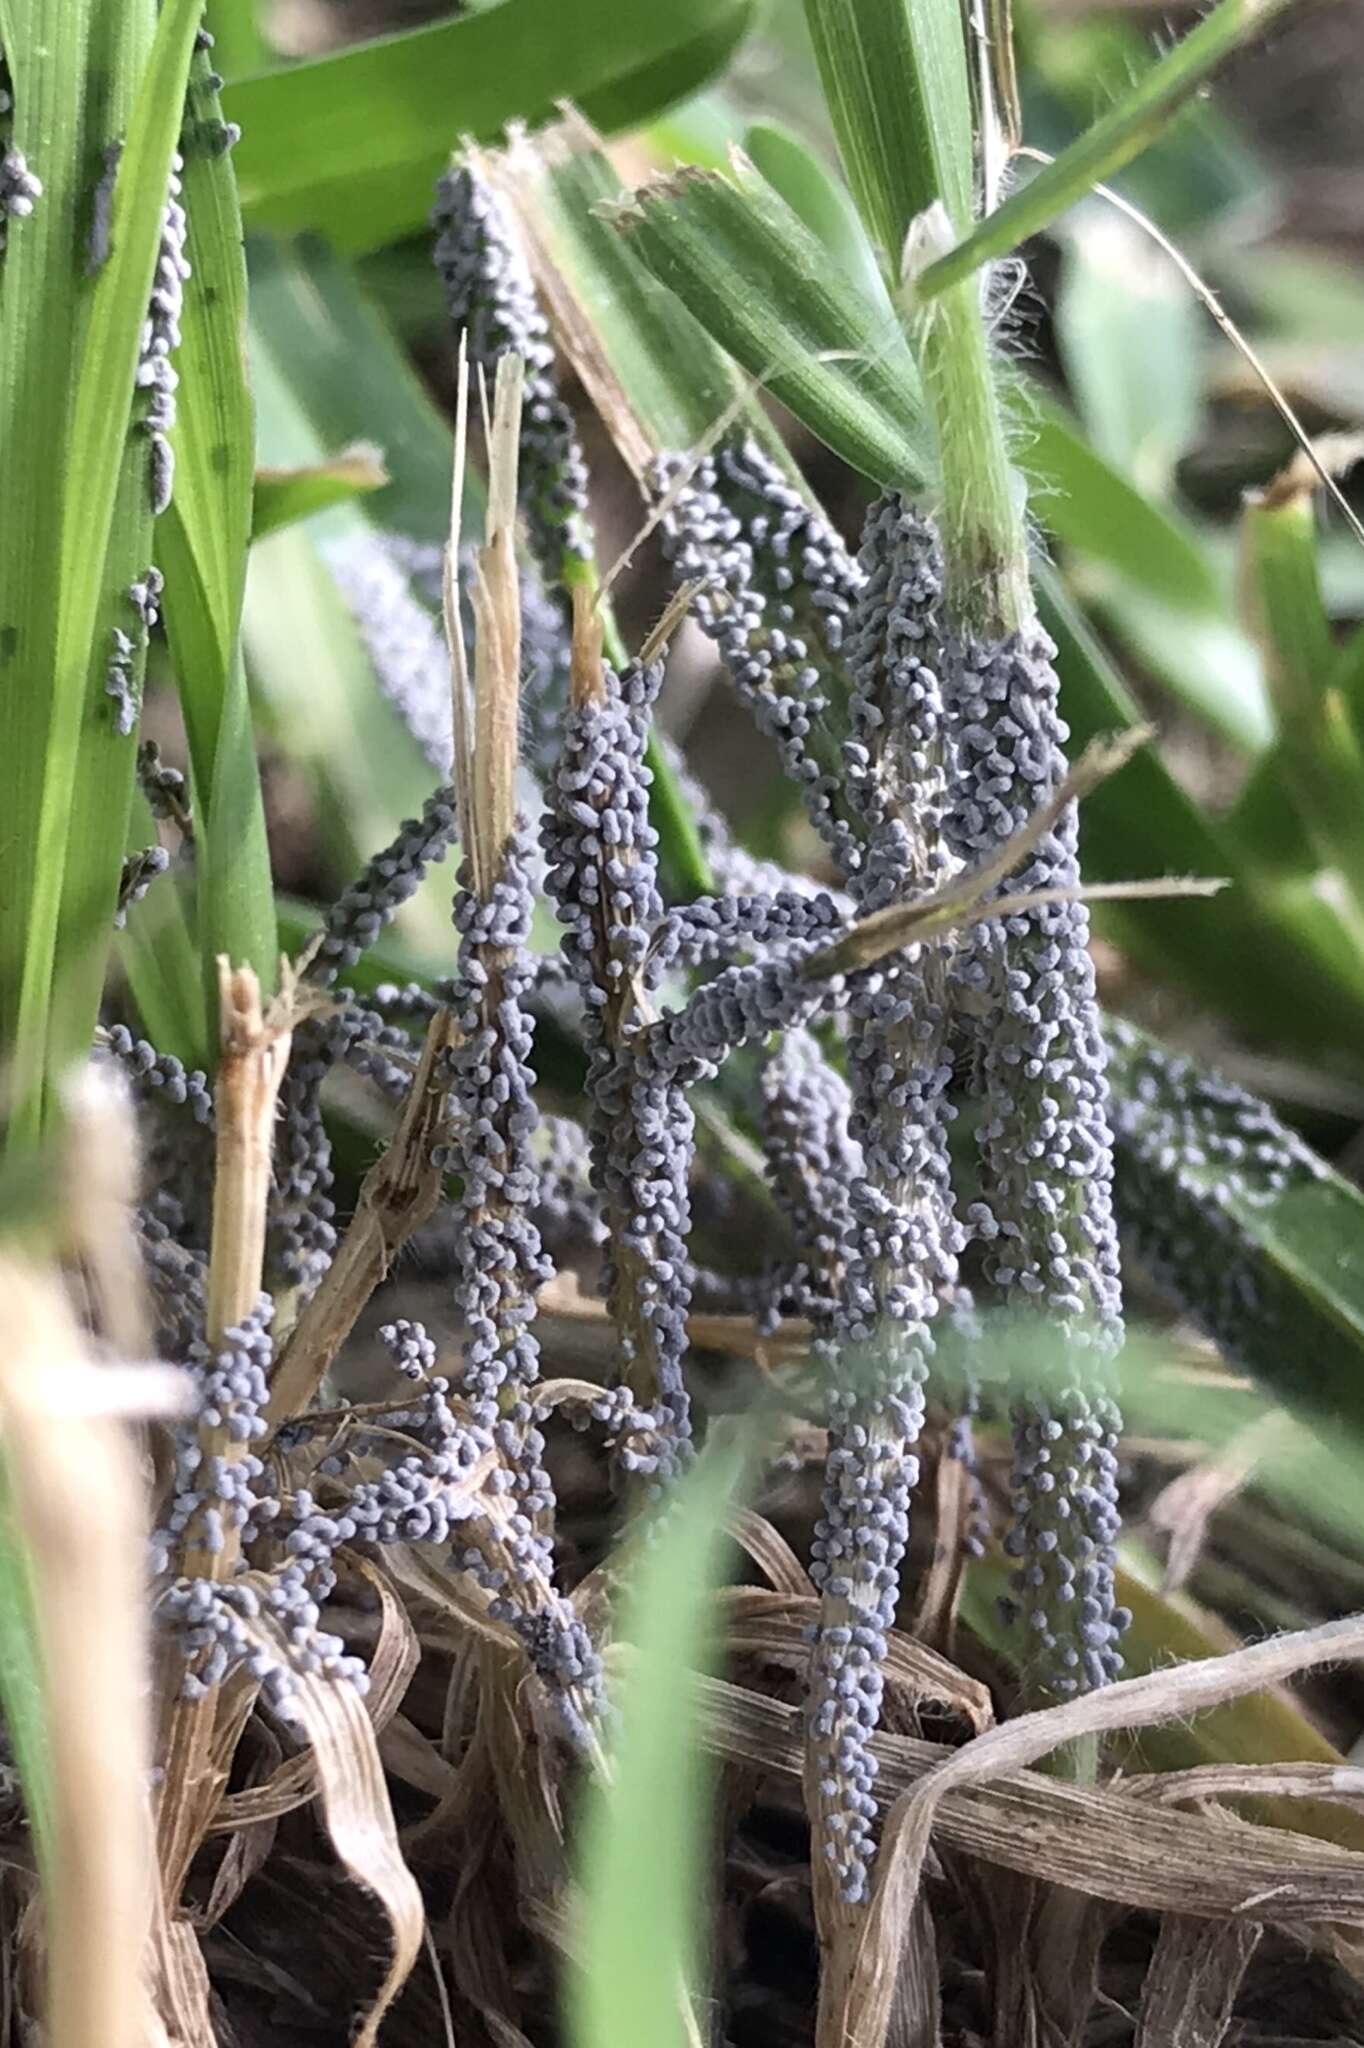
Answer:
614, 159, 932, 492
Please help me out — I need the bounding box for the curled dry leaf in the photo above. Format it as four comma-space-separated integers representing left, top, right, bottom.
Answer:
210, 1552, 419, 1834
1148, 1411, 1283, 1593
839, 1615, 1364, 2048
720, 1589, 993, 1735
236, 1609, 423, 2048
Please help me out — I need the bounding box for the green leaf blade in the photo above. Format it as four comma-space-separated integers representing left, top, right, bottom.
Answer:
1, 0, 202, 1136
616, 162, 931, 491
570, 1429, 750, 2048
801, 0, 974, 260
160, 42, 278, 1014
919, 0, 1297, 298
226, 0, 754, 254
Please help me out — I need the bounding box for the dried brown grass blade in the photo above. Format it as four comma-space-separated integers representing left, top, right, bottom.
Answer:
476, 119, 658, 481
1135, 1914, 1262, 2047
210, 1553, 418, 1832
267, 1006, 458, 1422
239, 1612, 423, 2047
0, 1258, 161, 2048
837, 1615, 1364, 2048
697, 1673, 1364, 1924
481, 1640, 567, 1914
721, 1593, 993, 1735
156, 965, 292, 1910
1124, 1761, 1364, 1809
909, 1441, 972, 1654
726, 1510, 812, 1598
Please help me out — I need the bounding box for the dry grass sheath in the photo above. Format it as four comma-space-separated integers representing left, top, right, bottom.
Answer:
153, 963, 292, 1905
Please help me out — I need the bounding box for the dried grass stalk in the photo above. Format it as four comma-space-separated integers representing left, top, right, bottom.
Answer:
155, 963, 292, 1906
845, 1614, 1364, 2048
0, 1258, 164, 2048
1134, 1915, 1262, 2047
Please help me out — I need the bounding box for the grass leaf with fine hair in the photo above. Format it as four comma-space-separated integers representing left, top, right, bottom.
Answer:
615, 159, 932, 491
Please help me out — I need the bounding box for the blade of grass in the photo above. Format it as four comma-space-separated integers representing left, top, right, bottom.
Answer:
243, 272, 454, 952
0, 0, 200, 1140
614, 159, 931, 491
800, 0, 974, 261
117, 789, 209, 1069
0, 1450, 52, 1869
1053, 211, 1203, 492
158, 38, 277, 1021
225, 0, 754, 253
247, 233, 470, 545
917, 0, 1298, 299
484, 125, 746, 477
253, 447, 389, 537
570, 1425, 753, 2048
1242, 480, 1364, 930
204, 0, 268, 79
742, 119, 894, 319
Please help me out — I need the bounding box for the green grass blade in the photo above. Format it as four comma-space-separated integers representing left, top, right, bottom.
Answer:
1029, 403, 1222, 617
248, 234, 464, 543
0, 1457, 53, 1874
1242, 486, 1364, 927
1, 0, 202, 1140
244, 244, 460, 952
158, 41, 277, 1016
800, 0, 973, 265
244, 327, 438, 874
225, 0, 753, 253
1024, 406, 1270, 750
118, 801, 208, 1070
204, 0, 268, 79
569, 1427, 751, 2048
253, 449, 389, 538
488, 130, 744, 467
742, 119, 895, 320
615, 161, 931, 491
1037, 569, 1364, 1060
1053, 213, 1203, 492
918, 0, 1297, 299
